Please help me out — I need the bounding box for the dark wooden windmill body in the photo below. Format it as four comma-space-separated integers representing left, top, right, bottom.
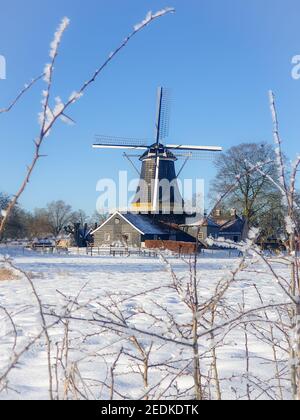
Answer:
132, 145, 184, 218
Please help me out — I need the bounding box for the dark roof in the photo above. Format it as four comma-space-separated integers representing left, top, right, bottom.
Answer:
219, 216, 245, 234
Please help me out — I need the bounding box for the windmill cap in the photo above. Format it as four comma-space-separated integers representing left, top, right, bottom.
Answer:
140, 145, 177, 161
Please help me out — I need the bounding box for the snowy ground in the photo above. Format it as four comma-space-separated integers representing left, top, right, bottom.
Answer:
0, 247, 292, 400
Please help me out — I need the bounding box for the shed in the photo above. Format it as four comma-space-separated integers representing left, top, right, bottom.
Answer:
219, 216, 248, 243
180, 217, 220, 242
92, 212, 196, 248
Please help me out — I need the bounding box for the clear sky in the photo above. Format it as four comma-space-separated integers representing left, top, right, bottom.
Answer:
1, 0, 300, 215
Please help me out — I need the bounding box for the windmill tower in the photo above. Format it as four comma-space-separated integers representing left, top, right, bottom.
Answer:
93, 87, 222, 224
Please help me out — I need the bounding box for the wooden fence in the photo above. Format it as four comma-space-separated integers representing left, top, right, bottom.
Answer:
145, 240, 197, 255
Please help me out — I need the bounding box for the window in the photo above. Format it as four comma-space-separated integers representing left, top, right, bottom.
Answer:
115, 218, 120, 225
104, 233, 111, 242
123, 234, 131, 243
198, 232, 204, 240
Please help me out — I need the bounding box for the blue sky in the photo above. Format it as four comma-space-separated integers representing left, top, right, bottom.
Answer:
1, 0, 300, 215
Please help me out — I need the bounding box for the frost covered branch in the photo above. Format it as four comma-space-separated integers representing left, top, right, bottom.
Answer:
0, 74, 43, 114
269, 91, 289, 205
0, 8, 175, 238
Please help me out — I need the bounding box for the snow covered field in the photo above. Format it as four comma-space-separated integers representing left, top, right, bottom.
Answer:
0, 247, 292, 400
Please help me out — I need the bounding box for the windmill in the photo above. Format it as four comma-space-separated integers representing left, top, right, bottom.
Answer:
93, 87, 222, 224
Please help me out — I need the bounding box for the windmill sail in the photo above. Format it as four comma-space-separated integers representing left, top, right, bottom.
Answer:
93, 144, 148, 150
93, 135, 149, 150
156, 87, 171, 142
167, 144, 223, 152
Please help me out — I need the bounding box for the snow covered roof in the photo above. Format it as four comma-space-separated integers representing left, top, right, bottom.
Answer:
184, 217, 220, 228
91, 212, 175, 236
219, 216, 245, 234
122, 213, 172, 235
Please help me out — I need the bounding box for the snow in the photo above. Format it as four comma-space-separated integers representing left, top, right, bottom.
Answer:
133, 8, 175, 31
0, 247, 292, 400
285, 216, 295, 235
49, 17, 70, 60
43, 63, 51, 84
68, 91, 83, 103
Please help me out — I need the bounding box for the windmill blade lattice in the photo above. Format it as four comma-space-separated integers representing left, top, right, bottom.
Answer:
157, 87, 172, 141
174, 152, 221, 161
93, 134, 149, 150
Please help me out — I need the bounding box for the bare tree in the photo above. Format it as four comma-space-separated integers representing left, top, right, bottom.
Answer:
71, 209, 89, 226
46, 200, 74, 237
27, 208, 52, 238
0, 193, 30, 240
210, 143, 282, 227
206, 91, 300, 400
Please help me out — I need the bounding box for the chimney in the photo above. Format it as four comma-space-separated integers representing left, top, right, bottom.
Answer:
215, 209, 221, 217
230, 208, 237, 218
